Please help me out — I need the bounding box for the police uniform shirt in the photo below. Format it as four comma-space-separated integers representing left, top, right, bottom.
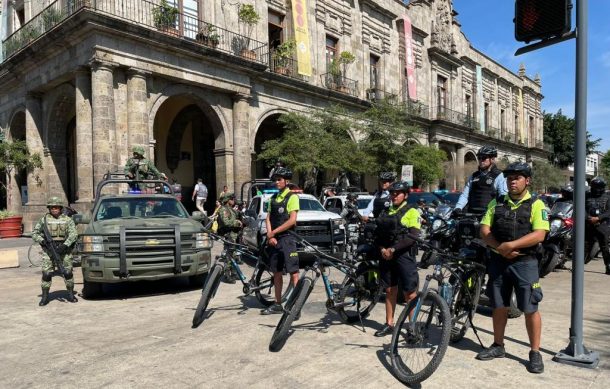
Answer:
388, 202, 422, 230
267, 188, 300, 214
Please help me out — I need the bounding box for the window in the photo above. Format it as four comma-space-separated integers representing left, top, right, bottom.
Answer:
436, 75, 447, 113
326, 35, 338, 70
514, 114, 519, 132
268, 10, 284, 50
370, 54, 380, 89
465, 94, 472, 118
500, 109, 506, 134
484, 103, 490, 130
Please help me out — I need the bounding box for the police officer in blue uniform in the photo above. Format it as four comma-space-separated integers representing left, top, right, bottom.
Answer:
585, 177, 610, 274
362, 171, 396, 220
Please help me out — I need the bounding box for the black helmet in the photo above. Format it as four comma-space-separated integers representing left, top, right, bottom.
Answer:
346, 192, 358, 201
503, 162, 531, 178
477, 145, 498, 158
590, 177, 607, 196
378, 171, 396, 181
560, 185, 573, 200
272, 167, 293, 179
389, 181, 410, 193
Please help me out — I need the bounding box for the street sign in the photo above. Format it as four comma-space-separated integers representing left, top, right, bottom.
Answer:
401, 165, 413, 186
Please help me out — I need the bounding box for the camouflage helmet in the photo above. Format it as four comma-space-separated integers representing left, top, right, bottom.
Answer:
46, 196, 64, 208
132, 145, 146, 157
220, 192, 235, 204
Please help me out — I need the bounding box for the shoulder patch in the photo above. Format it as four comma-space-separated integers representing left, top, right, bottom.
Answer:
541, 209, 548, 221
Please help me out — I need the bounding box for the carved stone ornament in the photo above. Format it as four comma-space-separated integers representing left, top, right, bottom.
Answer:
432, 0, 454, 54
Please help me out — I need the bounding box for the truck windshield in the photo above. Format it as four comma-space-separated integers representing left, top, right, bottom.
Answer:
95, 197, 188, 221
263, 198, 326, 213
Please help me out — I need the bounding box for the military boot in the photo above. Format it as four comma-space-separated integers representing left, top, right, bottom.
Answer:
39, 288, 50, 306
67, 287, 78, 303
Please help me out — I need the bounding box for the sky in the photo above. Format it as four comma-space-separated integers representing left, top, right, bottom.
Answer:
452, 0, 610, 153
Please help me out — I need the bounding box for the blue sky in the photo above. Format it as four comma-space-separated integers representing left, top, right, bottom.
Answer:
453, 0, 609, 152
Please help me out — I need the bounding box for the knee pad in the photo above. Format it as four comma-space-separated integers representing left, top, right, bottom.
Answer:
63, 270, 74, 280
42, 272, 53, 282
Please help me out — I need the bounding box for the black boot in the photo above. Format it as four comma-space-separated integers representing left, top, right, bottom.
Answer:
39, 288, 50, 306
67, 287, 78, 303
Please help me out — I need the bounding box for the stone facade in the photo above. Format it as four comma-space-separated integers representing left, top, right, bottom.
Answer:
0, 0, 547, 231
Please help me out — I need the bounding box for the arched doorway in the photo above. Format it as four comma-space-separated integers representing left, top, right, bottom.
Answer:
462, 150, 478, 185
439, 144, 455, 190
153, 97, 219, 214
47, 86, 76, 204
3, 111, 27, 211
253, 113, 286, 179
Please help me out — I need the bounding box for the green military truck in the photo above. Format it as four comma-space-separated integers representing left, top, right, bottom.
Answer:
74, 173, 213, 298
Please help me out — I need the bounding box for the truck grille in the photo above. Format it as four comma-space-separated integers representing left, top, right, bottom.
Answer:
105, 229, 195, 258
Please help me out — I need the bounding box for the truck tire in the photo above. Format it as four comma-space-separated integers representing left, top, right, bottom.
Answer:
82, 280, 103, 299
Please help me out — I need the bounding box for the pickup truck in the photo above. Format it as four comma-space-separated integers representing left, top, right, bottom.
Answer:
74, 173, 213, 298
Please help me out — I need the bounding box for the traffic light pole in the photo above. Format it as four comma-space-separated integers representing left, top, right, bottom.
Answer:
552, 0, 599, 369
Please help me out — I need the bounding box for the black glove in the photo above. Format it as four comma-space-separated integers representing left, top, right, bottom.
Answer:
56, 243, 69, 255
451, 208, 463, 218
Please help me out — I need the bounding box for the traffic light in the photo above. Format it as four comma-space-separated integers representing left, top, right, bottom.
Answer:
514, 0, 572, 43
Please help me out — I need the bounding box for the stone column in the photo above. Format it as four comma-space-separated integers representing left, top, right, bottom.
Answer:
456, 145, 466, 190
25, 92, 46, 206
75, 67, 94, 202
127, 68, 150, 154
232, 93, 251, 191
90, 60, 116, 190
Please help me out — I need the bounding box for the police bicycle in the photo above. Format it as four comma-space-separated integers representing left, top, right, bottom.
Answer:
389, 235, 486, 385
269, 231, 381, 352
191, 232, 294, 328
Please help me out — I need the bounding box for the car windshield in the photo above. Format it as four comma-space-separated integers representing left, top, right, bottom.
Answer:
407, 192, 440, 205
357, 198, 372, 210
262, 198, 326, 212
94, 197, 188, 221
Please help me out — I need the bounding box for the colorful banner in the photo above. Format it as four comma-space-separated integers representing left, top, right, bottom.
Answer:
518, 88, 525, 143
292, 0, 312, 77
476, 65, 484, 132
403, 15, 417, 100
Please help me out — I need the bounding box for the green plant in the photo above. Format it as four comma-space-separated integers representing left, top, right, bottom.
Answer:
198, 23, 220, 45
0, 140, 43, 211
273, 39, 296, 67
41, 7, 65, 32
238, 3, 260, 50
153, 0, 179, 29
0, 209, 17, 220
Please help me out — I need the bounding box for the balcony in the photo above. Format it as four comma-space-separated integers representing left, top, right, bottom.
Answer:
267, 50, 304, 81
320, 73, 358, 97
403, 99, 430, 120
432, 107, 479, 130
2, 0, 268, 65
365, 88, 398, 103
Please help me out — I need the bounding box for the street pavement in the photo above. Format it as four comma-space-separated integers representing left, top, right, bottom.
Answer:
0, 237, 608, 388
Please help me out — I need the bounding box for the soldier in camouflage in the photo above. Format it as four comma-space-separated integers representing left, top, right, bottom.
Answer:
31, 197, 79, 306
124, 145, 162, 181
216, 192, 242, 242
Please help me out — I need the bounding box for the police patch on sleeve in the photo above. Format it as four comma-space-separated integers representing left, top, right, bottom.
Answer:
542, 209, 548, 221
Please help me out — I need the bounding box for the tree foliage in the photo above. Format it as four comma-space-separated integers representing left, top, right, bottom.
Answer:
531, 159, 564, 193
600, 150, 610, 181
0, 139, 43, 209
543, 110, 601, 168
403, 144, 447, 187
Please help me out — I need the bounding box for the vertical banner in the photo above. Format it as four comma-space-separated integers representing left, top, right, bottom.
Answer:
401, 165, 414, 187
292, 0, 312, 77
403, 15, 417, 100
518, 88, 525, 143
476, 65, 484, 132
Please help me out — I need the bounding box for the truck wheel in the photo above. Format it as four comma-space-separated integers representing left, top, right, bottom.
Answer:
189, 273, 206, 288
82, 280, 103, 299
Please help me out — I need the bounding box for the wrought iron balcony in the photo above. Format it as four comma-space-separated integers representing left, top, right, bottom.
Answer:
2, 0, 268, 65
403, 99, 430, 120
321, 73, 358, 97
267, 50, 304, 81
432, 107, 479, 130
365, 88, 399, 103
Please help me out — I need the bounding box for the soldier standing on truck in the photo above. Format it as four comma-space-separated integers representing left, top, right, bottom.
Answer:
31, 197, 79, 306
124, 145, 161, 182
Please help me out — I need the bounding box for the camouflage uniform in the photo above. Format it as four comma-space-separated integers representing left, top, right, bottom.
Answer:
216, 192, 241, 242
124, 145, 161, 181
31, 197, 79, 305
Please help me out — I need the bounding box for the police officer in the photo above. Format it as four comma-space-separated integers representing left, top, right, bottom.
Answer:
454, 146, 507, 215
477, 162, 548, 374
261, 167, 300, 315
31, 197, 79, 306
340, 193, 362, 224
362, 171, 396, 220
124, 145, 161, 181
373, 181, 421, 337
585, 177, 610, 274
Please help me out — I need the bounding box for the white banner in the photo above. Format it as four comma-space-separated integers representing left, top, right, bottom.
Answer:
401, 165, 413, 186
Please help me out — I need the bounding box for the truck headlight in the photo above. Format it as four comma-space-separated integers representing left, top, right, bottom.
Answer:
194, 232, 213, 249
82, 235, 104, 252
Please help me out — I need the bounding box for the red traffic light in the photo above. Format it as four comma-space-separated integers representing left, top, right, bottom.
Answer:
515, 0, 572, 43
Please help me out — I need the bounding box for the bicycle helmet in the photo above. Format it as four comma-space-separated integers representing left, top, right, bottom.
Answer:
389, 181, 410, 194
477, 145, 498, 158
378, 171, 397, 181
590, 177, 607, 196
503, 162, 532, 178
272, 166, 293, 179
346, 192, 358, 201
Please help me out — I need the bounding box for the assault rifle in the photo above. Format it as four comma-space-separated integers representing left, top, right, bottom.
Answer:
41, 216, 67, 280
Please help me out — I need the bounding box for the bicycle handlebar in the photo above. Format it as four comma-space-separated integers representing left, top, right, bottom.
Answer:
287, 231, 358, 270
408, 233, 487, 269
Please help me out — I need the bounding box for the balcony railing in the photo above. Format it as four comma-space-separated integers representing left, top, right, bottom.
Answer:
432, 107, 480, 129
267, 50, 304, 81
2, 0, 268, 65
321, 73, 358, 97
403, 99, 430, 120
365, 88, 398, 103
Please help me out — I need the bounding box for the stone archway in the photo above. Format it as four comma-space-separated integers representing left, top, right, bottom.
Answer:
439, 144, 455, 190
253, 112, 287, 180
462, 150, 479, 186
3, 111, 27, 211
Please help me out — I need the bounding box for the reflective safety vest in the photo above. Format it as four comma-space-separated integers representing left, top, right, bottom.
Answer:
468, 166, 502, 213
375, 203, 411, 247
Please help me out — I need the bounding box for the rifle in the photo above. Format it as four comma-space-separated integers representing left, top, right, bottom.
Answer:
41, 216, 67, 280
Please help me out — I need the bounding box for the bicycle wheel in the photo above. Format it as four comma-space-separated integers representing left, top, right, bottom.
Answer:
28, 244, 43, 267
253, 265, 294, 307
192, 263, 224, 328
269, 275, 313, 352
336, 264, 381, 323
390, 290, 451, 385
450, 271, 482, 343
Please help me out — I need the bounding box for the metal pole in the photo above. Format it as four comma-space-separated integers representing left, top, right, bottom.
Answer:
554, 0, 599, 369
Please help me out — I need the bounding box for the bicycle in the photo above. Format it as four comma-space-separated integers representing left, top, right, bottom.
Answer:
191, 232, 294, 328
269, 231, 381, 352
27, 242, 81, 268
389, 235, 486, 385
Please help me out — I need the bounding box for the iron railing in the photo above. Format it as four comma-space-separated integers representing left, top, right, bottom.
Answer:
320, 73, 358, 97
267, 50, 304, 81
2, 0, 268, 65
403, 99, 430, 120
432, 107, 479, 129
365, 88, 399, 103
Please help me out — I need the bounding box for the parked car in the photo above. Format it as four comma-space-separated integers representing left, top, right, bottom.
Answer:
407, 191, 442, 206
323, 193, 375, 215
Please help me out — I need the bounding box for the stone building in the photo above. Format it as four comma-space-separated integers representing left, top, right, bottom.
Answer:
0, 0, 548, 231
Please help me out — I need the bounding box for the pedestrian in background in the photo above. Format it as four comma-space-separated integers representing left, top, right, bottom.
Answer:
192, 178, 208, 215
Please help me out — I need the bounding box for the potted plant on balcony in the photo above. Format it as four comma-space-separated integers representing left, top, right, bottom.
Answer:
329, 51, 356, 94
238, 3, 261, 60
196, 23, 221, 48
0, 140, 43, 239
41, 6, 65, 32
153, 0, 180, 36
272, 39, 296, 75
